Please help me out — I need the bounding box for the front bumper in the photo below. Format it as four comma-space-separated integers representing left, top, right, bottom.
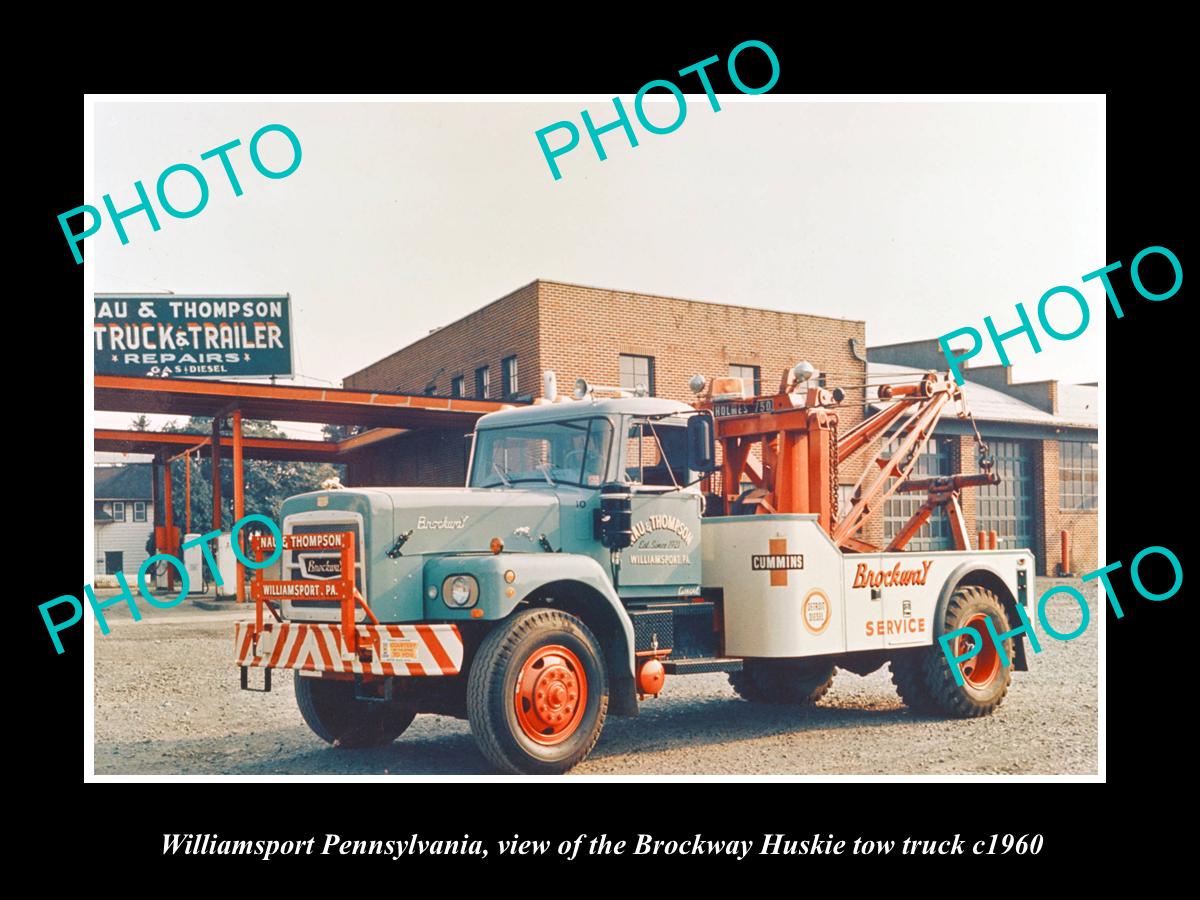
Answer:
234, 621, 463, 676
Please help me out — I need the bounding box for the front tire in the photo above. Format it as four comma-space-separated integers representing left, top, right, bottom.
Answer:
890, 584, 1014, 717
728, 657, 837, 704
294, 676, 417, 748
467, 609, 608, 774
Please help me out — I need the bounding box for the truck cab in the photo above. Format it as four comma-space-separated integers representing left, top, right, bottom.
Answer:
466, 397, 707, 599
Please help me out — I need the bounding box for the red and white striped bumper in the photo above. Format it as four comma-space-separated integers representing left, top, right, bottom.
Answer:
234, 621, 463, 676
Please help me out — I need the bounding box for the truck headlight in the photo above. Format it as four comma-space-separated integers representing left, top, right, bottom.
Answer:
442, 574, 479, 608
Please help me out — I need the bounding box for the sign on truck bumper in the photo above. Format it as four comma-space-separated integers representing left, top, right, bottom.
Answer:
234, 621, 463, 676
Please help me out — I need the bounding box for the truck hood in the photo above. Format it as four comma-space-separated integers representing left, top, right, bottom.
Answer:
376, 486, 560, 555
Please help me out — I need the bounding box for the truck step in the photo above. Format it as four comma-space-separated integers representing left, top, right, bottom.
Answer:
661, 658, 742, 675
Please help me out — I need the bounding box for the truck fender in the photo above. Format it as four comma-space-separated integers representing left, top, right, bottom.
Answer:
934, 562, 1028, 672
513, 555, 638, 717
425, 553, 638, 716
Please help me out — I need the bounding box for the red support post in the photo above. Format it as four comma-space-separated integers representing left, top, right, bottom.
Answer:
232, 410, 245, 603
211, 418, 222, 533
184, 453, 191, 535
163, 458, 175, 591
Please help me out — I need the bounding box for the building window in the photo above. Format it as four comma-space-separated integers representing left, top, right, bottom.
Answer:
105, 551, 124, 575
1059, 440, 1098, 510
475, 365, 490, 399
883, 438, 954, 551
502, 355, 519, 398
619, 354, 655, 395
112, 501, 125, 522
730, 364, 761, 395
451, 375, 464, 398
978, 439, 1035, 550
133, 501, 147, 522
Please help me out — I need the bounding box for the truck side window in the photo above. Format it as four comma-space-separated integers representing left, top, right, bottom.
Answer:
626, 421, 690, 486
582, 419, 613, 487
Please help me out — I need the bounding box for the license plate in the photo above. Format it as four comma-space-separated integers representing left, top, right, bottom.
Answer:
713, 398, 774, 418
379, 639, 419, 662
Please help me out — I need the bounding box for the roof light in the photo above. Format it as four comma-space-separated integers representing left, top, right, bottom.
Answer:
792, 361, 816, 383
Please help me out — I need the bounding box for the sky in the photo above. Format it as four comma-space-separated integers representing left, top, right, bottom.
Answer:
92, 98, 1104, 441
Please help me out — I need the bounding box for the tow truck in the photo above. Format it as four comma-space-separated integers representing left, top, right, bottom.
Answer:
236, 364, 1032, 773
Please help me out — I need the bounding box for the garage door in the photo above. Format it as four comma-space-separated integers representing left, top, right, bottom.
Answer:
977, 438, 1035, 551
884, 437, 953, 551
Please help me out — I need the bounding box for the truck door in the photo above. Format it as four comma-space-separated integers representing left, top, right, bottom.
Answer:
619, 419, 702, 597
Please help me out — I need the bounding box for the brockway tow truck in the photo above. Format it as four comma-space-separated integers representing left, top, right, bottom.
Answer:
236, 364, 1033, 773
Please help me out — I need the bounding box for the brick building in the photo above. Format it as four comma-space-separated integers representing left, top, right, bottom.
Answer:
341, 280, 1097, 576
343, 279, 868, 488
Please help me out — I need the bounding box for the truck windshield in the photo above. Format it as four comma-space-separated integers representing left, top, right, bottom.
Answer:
470, 418, 614, 489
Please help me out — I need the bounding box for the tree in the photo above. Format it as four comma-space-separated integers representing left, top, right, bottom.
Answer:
161, 416, 344, 534
322, 423, 362, 442
130, 414, 151, 431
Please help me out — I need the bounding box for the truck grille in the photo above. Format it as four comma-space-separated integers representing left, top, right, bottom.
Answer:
285, 518, 365, 610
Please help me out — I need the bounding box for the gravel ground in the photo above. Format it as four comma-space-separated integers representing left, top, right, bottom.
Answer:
93, 577, 1097, 775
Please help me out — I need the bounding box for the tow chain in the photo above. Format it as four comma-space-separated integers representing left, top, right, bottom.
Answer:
963, 397, 993, 472
829, 416, 839, 524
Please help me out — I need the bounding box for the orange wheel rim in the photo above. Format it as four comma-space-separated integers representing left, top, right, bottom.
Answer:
957, 613, 1001, 689
514, 644, 587, 745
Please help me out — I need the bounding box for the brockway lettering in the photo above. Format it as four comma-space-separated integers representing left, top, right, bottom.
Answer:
852, 560, 933, 589
417, 515, 470, 530
634, 833, 754, 859
301, 557, 342, 577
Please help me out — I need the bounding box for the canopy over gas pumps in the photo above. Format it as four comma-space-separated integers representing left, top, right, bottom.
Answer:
94, 375, 515, 600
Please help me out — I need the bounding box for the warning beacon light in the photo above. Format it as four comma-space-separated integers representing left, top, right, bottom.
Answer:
792, 360, 816, 383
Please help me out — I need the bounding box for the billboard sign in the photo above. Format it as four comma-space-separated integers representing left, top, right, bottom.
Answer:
94, 294, 293, 378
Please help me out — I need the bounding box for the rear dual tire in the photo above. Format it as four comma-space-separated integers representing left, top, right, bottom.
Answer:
729, 657, 837, 704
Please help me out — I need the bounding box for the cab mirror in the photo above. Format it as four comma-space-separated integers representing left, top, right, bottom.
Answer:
687, 412, 717, 474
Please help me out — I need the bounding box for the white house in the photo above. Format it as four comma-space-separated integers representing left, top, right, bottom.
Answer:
94, 464, 154, 577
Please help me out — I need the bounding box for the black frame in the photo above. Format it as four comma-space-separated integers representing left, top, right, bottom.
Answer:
618, 354, 655, 395
729, 363, 761, 395
501, 355, 518, 398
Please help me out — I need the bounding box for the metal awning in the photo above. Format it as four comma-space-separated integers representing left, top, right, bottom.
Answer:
94, 375, 508, 428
